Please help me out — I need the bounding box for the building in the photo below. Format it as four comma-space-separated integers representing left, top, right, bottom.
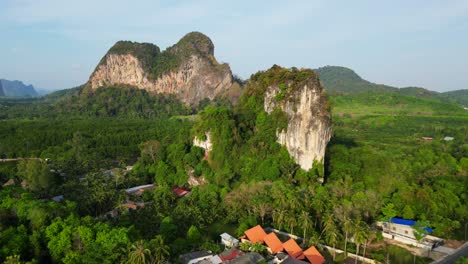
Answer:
443, 136, 454, 141
264, 232, 284, 254
303, 246, 325, 264
229, 252, 264, 264
244, 225, 267, 244
283, 239, 305, 259
220, 233, 239, 248
173, 187, 190, 197
376, 218, 443, 249
218, 248, 243, 262
125, 184, 156, 196
179, 251, 213, 264
379, 218, 432, 240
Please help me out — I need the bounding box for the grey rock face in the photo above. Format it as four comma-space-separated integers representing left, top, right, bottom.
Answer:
264, 77, 332, 171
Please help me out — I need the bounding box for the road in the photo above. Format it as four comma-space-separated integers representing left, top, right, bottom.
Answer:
431, 242, 468, 264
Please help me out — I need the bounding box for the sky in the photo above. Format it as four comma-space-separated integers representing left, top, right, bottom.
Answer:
1, 0, 467, 92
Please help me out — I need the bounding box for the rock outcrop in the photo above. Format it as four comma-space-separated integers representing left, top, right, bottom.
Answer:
263, 67, 332, 171
86, 32, 239, 106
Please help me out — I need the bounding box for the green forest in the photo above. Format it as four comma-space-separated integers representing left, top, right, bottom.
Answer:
0, 68, 467, 264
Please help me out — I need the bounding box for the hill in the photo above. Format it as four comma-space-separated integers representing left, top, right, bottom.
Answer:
314, 66, 397, 94
0, 79, 38, 97
86, 32, 241, 106
315, 66, 468, 106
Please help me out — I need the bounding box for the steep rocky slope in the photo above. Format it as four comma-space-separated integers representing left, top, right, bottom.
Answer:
86, 32, 239, 106
262, 67, 332, 170
242, 65, 332, 171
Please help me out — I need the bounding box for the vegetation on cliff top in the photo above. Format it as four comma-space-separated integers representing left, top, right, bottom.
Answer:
101, 32, 221, 80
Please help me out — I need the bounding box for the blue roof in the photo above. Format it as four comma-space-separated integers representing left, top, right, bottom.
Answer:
390, 218, 433, 233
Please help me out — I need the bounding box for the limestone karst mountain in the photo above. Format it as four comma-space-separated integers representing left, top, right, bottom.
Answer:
86, 32, 241, 106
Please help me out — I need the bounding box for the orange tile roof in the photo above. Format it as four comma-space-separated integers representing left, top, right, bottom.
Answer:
304, 246, 325, 264
283, 239, 305, 259
264, 233, 284, 254
244, 225, 267, 244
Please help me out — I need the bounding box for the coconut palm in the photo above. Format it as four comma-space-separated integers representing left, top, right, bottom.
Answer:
300, 210, 313, 245
127, 240, 150, 264
323, 214, 339, 260
353, 219, 368, 264
148, 235, 170, 264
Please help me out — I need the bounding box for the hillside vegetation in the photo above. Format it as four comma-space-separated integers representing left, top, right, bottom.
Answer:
316, 66, 468, 106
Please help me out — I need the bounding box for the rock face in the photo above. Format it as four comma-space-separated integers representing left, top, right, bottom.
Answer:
193, 132, 213, 152
86, 32, 237, 106
264, 70, 332, 171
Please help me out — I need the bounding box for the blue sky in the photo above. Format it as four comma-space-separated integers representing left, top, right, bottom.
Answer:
1, 0, 467, 92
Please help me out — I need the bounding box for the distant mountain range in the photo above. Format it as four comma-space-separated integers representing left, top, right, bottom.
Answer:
315, 66, 468, 106
0, 79, 38, 97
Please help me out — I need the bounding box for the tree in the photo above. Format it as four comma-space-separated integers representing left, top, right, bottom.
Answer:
300, 210, 313, 246
17, 159, 53, 195
322, 214, 339, 260
353, 218, 368, 264
147, 236, 169, 264
186, 225, 202, 247
140, 140, 162, 163
127, 240, 150, 264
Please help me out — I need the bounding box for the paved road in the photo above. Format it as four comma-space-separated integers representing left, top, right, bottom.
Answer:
431, 242, 468, 264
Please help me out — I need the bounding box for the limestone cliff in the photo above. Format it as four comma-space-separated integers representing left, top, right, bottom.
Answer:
86, 32, 238, 106
262, 67, 332, 171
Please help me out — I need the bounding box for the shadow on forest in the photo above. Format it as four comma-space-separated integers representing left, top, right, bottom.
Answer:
323, 135, 357, 183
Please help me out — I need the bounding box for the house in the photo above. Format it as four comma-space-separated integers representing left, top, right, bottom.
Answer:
281, 257, 310, 264
220, 233, 239, 248
244, 225, 268, 244
218, 248, 243, 262
303, 246, 325, 264
51, 195, 64, 202
264, 232, 284, 254
125, 184, 156, 196
283, 239, 305, 259
173, 187, 190, 197
229, 252, 264, 264
379, 218, 432, 240
443, 136, 454, 141
179, 251, 213, 264
121, 201, 145, 210
376, 218, 443, 249
421, 137, 433, 141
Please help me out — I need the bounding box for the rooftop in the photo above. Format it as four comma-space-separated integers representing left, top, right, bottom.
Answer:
179, 251, 213, 264
390, 218, 433, 233
283, 239, 305, 259
264, 232, 284, 254
303, 246, 325, 264
244, 225, 267, 244
229, 252, 264, 264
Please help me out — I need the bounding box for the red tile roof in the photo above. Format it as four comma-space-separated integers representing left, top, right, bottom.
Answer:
304, 246, 325, 264
264, 232, 284, 254
283, 239, 305, 259
172, 187, 189, 197
219, 248, 242, 262
244, 225, 267, 244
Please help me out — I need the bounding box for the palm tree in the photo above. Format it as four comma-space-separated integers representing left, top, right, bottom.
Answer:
353, 219, 367, 264
323, 214, 339, 260
362, 229, 375, 261
127, 240, 150, 264
300, 210, 313, 245
342, 217, 353, 256
148, 235, 170, 264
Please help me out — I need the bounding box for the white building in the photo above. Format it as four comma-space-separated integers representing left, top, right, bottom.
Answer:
220, 232, 239, 248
